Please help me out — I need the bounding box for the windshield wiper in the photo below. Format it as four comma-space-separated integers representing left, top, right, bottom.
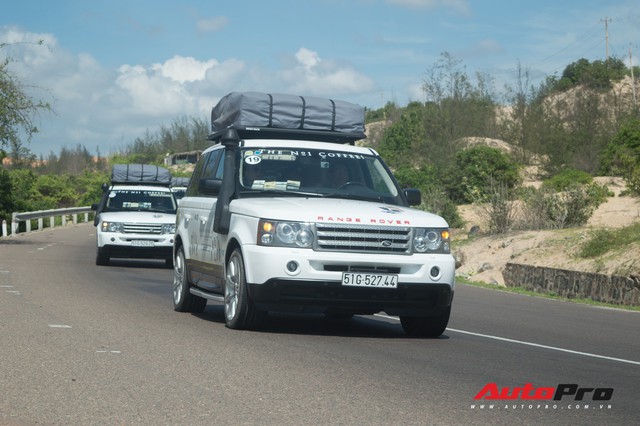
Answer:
322, 192, 386, 203
238, 189, 325, 198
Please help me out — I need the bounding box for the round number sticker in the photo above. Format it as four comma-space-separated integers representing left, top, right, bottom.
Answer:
245, 155, 262, 165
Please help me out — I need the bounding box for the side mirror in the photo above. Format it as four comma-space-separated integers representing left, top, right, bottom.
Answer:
199, 178, 223, 196
404, 188, 422, 206
91, 203, 99, 211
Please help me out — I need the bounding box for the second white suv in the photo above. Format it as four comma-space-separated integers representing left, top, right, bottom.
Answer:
93, 165, 177, 266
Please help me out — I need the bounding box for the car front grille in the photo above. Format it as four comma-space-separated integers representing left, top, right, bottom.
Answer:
123, 223, 163, 234
315, 223, 411, 254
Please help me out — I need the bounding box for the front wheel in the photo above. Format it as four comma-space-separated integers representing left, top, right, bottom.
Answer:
224, 249, 266, 330
96, 248, 109, 266
400, 306, 451, 338
173, 246, 206, 313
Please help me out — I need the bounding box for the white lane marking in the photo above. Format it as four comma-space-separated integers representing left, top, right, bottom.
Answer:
48, 324, 72, 328
96, 350, 122, 354
374, 314, 640, 366
5, 290, 20, 295
447, 328, 640, 366
0, 285, 14, 288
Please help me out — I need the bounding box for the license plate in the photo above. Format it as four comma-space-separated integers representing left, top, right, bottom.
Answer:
342, 272, 398, 288
131, 240, 154, 247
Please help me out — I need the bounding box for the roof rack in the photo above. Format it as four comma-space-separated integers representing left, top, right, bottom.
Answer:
207, 126, 364, 145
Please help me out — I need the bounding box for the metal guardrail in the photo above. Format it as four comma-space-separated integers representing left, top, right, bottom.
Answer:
1, 206, 93, 237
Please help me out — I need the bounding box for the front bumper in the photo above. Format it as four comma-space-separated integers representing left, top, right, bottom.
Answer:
98, 244, 173, 260
242, 245, 455, 316
96, 231, 174, 260
249, 280, 453, 316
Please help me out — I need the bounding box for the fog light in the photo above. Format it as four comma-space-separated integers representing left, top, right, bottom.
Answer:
286, 261, 299, 273
110, 237, 115, 242
430, 266, 440, 278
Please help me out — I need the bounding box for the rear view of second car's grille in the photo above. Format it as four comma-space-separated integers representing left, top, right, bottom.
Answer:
315, 223, 411, 254
123, 223, 162, 234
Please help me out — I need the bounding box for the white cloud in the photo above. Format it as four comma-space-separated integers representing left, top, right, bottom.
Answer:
115, 64, 196, 116
281, 48, 375, 96
295, 48, 321, 70
152, 55, 219, 83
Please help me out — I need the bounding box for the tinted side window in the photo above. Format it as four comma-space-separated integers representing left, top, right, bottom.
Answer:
186, 149, 223, 197
202, 149, 222, 180
185, 152, 207, 197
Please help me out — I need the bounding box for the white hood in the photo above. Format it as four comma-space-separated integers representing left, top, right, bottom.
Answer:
230, 197, 448, 228
99, 211, 176, 224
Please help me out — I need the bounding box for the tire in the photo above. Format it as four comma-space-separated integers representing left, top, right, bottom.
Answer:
400, 306, 451, 338
224, 248, 266, 330
173, 246, 206, 313
96, 248, 109, 266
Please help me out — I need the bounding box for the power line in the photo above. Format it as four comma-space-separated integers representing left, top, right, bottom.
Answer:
529, 23, 602, 74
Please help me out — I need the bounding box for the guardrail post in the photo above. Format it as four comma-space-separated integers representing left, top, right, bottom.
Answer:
62, 215, 67, 226
1, 220, 6, 237
11, 213, 18, 235
73, 214, 78, 224
50, 217, 55, 229
26, 220, 31, 233
38, 217, 43, 231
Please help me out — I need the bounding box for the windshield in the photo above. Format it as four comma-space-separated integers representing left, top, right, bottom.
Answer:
104, 189, 177, 213
239, 148, 402, 204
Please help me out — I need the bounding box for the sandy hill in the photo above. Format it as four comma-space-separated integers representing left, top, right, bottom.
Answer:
454, 176, 640, 285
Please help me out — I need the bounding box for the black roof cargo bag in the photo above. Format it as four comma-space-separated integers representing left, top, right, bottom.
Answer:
111, 164, 172, 185
210, 92, 365, 138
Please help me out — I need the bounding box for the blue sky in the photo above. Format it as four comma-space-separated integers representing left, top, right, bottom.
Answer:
2, 0, 639, 157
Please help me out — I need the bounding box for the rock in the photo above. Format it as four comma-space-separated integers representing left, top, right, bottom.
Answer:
478, 262, 493, 273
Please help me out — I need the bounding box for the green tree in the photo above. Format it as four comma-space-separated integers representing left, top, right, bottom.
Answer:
421, 52, 497, 163
377, 102, 426, 169
600, 118, 640, 194
0, 167, 12, 223
0, 42, 52, 164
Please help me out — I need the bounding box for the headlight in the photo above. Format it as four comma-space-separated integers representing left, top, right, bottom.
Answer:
162, 223, 176, 234
413, 228, 450, 253
258, 220, 314, 248
101, 222, 124, 233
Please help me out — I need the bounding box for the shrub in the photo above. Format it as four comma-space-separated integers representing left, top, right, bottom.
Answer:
600, 118, 640, 195
542, 168, 593, 192
478, 180, 518, 234
519, 183, 608, 229
445, 146, 521, 204
420, 185, 464, 229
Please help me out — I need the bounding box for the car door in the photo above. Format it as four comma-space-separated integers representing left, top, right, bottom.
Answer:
182, 148, 225, 291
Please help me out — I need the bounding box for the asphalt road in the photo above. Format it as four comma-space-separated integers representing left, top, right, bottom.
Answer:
1, 224, 638, 425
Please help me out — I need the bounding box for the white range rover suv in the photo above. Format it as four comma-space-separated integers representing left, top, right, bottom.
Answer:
92, 164, 177, 266
173, 92, 455, 337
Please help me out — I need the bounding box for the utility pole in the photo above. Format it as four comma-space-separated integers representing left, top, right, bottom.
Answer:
601, 17, 611, 60
630, 45, 637, 108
